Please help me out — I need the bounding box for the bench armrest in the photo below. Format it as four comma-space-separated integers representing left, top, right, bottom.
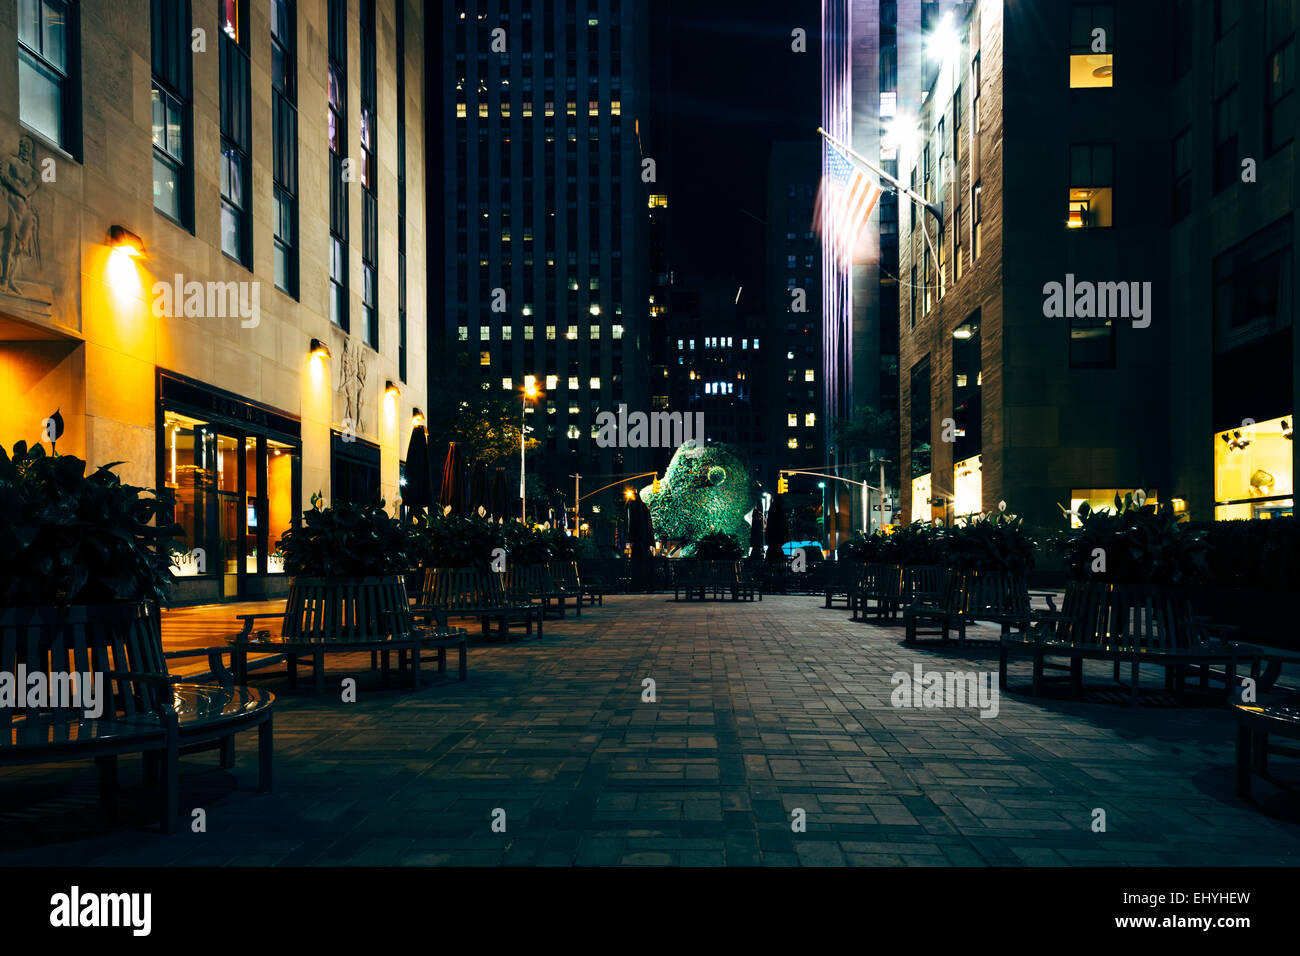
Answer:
163, 647, 237, 686
1028, 591, 1059, 613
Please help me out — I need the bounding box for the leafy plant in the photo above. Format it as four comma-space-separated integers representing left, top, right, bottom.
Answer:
943, 511, 1037, 575
409, 514, 502, 571
878, 522, 946, 566
838, 531, 889, 564
0, 442, 183, 606
1055, 493, 1209, 587
277, 497, 411, 577
1183, 517, 1299, 591
691, 531, 744, 559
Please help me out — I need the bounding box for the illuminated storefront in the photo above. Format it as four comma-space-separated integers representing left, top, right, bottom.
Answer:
1068, 488, 1160, 527
911, 473, 931, 523
1213, 414, 1294, 519
158, 372, 301, 603
954, 455, 982, 517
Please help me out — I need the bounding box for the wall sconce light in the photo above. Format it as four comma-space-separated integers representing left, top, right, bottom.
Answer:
412, 407, 426, 429
310, 338, 332, 359
108, 225, 146, 258
385, 380, 400, 399
1284, 420, 1293, 440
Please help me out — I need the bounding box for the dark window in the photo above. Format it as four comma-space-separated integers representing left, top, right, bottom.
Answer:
151, 0, 191, 226
971, 180, 982, 259
1267, 37, 1295, 155
1216, 0, 1241, 38
1213, 87, 1239, 194
909, 356, 931, 480
17, 0, 79, 154
328, 0, 349, 332
272, 0, 298, 296
1172, 127, 1192, 223
1173, 0, 1192, 78
219, 0, 252, 266
331, 433, 381, 505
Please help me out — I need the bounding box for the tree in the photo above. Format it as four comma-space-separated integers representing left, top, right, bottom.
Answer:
426, 352, 538, 464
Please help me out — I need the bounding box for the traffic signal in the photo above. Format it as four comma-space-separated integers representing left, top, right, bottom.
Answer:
778, 475, 789, 495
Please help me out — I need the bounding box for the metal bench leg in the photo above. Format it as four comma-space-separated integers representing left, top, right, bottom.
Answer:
287, 654, 298, 691
1252, 731, 1269, 775
97, 755, 118, 817
536, 613, 544, 639
458, 642, 468, 680
1236, 721, 1252, 798
1070, 656, 1083, 698
1032, 653, 1044, 696
258, 715, 273, 793
314, 649, 325, 697
161, 738, 179, 835
438, 645, 447, 674
1130, 661, 1140, 705
998, 648, 1008, 690
220, 734, 236, 769
371, 650, 379, 671
411, 644, 421, 690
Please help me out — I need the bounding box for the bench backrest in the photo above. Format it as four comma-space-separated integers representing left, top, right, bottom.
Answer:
280, 576, 411, 642
1055, 581, 1211, 652
547, 561, 582, 592
936, 570, 1031, 617
503, 565, 554, 597
901, 565, 943, 602
422, 567, 509, 610
1, 603, 172, 737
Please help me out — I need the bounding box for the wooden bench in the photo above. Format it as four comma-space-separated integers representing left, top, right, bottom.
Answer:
1234, 703, 1300, 798
823, 562, 858, 609
735, 562, 764, 602
504, 564, 573, 619
231, 576, 468, 695
422, 567, 541, 640
673, 560, 743, 601
578, 559, 625, 599
999, 581, 1250, 705
905, 570, 1054, 645
1, 603, 272, 834
549, 561, 600, 609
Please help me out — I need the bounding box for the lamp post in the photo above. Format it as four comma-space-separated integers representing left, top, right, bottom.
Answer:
521, 378, 539, 524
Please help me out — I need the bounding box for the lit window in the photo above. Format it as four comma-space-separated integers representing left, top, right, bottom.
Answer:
788, 414, 798, 427
1069, 1, 1114, 88
805, 369, 815, 382
525, 326, 535, 340
546, 375, 558, 389
566, 326, 578, 340
1068, 144, 1114, 228
502, 327, 512, 340
590, 324, 601, 338
568, 376, 579, 389
613, 325, 624, 339
880, 90, 897, 117
589, 377, 600, 390
806, 413, 816, 427
480, 326, 490, 340
546, 326, 557, 340
480, 351, 491, 366
787, 438, 799, 449
502, 378, 512, 390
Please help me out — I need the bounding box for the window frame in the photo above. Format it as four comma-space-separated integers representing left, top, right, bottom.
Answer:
18, 0, 80, 157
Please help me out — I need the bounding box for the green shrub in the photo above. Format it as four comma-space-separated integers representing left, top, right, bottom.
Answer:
944, 512, 1037, 575
277, 497, 411, 577
0, 441, 183, 605
1054, 493, 1209, 587
691, 531, 744, 560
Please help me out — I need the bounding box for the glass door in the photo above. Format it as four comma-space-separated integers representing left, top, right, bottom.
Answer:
213, 432, 244, 599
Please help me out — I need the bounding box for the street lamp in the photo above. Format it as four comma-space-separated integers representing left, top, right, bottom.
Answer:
521, 377, 540, 523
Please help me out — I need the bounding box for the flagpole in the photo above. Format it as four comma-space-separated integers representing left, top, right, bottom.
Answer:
817, 127, 940, 220
818, 126, 944, 295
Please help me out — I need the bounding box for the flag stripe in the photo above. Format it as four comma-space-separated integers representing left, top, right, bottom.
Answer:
815, 139, 885, 268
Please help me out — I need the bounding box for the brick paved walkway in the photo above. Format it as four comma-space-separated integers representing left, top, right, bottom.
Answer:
2, 594, 1299, 866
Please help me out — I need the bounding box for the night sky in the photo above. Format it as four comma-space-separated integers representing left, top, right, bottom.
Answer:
655, 0, 822, 299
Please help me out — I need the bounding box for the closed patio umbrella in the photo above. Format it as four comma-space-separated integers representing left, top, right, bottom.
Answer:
438, 442, 466, 517
468, 460, 489, 519
490, 467, 508, 523
765, 494, 789, 563
748, 506, 765, 559
402, 424, 433, 518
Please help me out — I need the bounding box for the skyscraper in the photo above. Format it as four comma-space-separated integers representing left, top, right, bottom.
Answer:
432, 0, 653, 517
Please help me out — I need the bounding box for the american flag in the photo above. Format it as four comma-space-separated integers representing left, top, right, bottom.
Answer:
815, 140, 884, 269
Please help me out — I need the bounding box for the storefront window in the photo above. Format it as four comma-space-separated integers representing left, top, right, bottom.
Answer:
911, 473, 932, 524
267, 440, 295, 572
164, 412, 210, 576
954, 455, 982, 517
1214, 414, 1294, 519
1069, 488, 1159, 527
